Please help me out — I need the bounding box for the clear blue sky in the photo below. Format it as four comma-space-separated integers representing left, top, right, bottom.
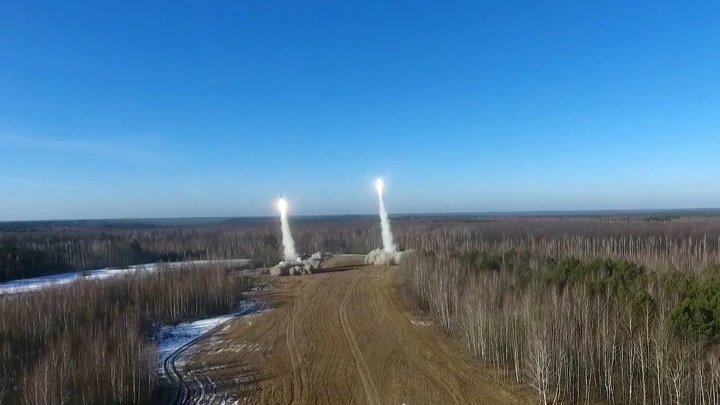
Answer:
1, 1, 719, 220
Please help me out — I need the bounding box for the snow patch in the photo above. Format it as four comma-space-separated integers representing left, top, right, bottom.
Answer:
156, 314, 236, 368
209, 342, 262, 354
156, 285, 268, 368
0, 259, 252, 295
410, 317, 433, 327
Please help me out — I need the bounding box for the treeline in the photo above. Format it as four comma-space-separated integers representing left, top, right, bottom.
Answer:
4, 216, 720, 283
0, 224, 376, 283
401, 246, 720, 404
0, 264, 249, 405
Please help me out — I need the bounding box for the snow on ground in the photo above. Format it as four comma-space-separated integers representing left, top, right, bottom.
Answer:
410, 315, 434, 327
156, 314, 236, 367
0, 259, 252, 295
156, 297, 264, 368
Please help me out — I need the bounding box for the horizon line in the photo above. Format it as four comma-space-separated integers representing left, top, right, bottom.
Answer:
2, 207, 720, 223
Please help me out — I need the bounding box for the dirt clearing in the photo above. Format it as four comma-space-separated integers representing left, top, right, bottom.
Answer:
185, 263, 530, 404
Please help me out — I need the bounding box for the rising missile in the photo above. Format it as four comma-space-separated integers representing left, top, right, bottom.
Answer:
375, 176, 384, 194
277, 195, 288, 214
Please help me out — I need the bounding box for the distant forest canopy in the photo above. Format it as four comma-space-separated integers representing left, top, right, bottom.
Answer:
2, 213, 720, 283
2, 208, 720, 231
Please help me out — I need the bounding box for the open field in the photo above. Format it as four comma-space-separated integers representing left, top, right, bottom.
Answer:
181, 258, 530, 404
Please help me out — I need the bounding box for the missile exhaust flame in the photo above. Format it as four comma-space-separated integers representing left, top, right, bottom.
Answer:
365, 175, 406, 266
375, 177, 396, 254
375, 177, 384, 195
277, 196, 298, 262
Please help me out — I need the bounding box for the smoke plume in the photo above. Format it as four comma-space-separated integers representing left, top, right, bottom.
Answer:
365, 248, 405, 265
278, 197, 299, 262
375, 178, 396, 253
270, 252, 333, 276
364, 177, 408, 266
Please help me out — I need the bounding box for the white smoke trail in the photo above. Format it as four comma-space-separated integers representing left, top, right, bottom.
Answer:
277, 197, 299, 262
375, 178, 396, 253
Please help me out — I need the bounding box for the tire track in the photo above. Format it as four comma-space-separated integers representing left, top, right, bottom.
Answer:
310, 276, 345, 405
367, 272, 463, 405
285, 284, 309, 405
192, 376, 204, 404
339, 274, 381, 405
163, 286, 266, 405
163, 329, 197, 404
198, 264, 530, 405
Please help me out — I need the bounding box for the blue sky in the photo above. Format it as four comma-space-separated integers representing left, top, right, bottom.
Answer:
1, 1, 719, 220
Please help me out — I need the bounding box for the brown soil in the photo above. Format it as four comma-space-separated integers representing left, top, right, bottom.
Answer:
184, 262, 532, 404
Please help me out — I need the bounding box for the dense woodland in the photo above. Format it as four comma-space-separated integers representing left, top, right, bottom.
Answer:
3, 215, 720, 282
0, 265, 248, 405
399, 221, 720, 405
3, 214, 720, 404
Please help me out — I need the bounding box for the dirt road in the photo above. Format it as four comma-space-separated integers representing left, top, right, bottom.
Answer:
185, 261, 530, 404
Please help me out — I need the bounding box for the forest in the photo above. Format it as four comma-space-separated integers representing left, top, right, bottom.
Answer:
397, 218, 720, 405
3, 214, 720, 283
0, 264, 248, 404
2, 214, 720, 404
